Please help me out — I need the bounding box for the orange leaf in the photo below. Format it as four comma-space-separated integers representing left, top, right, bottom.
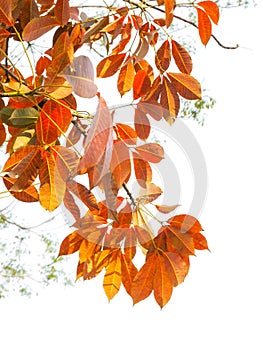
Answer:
155, 204, 179, 213
192, 231, 209, 250
103, 252, 122, 301
167, 72, 202, 100
131, 253, 156, 305
164, 0, 175, 27
137, 101, 163, 121
134, 59, 154, 83
3, 176, 39, 202
67, 180, 99, 213
23, 16, 59, 41
198, 1, 219, 24
133, 70, 151, 100
134, 108, 150, 140
135, 143, 164, 163
61, 56, 98, 98
133, 154, 152, 188
97, 53, 126, 78
58, 231, 83, 256
161, 251, 189, 286
78, 97, 112, 173
121, 254, 138, 296
0, 0, 14, 26
36, 100, 72, 145
155, 40, 171, 73
168, 214, 203, 233
153, 253, 173, 308
171, 40, 193, 74
138, 183, 163, 204
54, 0, 70, 25
79, 240, 101, 264
63, 189, 81, 221
117, 61, 135, 96
160, 76, 180, 122
196, 8, 212, 46
39, 150, 66, 211
110, 140, 131, 189
116, 123, 137, 145
8, 147, 41, 191
163, 225, 195, 256
51, 145, 79, 181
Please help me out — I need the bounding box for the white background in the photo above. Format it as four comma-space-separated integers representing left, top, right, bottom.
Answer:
1, 3, 263, 350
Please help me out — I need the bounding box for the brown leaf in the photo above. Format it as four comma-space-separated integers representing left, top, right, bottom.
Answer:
155, 40, 171, 73
0, 1, 14, 26
134, 108, 150, 140
0, 120, 6, 146
23, 16, 59, 41
67, 180, 99, 213
3, 176, 39, 202
133, 153, 152, 188
171, 40, 193, 74
167, 72, 202, 100
54, 0, 70, 26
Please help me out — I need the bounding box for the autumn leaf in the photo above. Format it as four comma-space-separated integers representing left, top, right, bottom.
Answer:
198, 1, 220, 25
131, 253, 156, 304
171, 40, 193, 74
3, 176, 39, 202
153, 252, 173, 308
115, 123, 137, 145
133, 153, 152, 188
121, 254, 138, 296
117, 61, 135, 96
138, 182, 163, 204
133, 70, 151, 100
155, 204, 179, 214
103, 251, 122, 300
54, 0, 70, 26
39, 149, 67, 211
196, 8, 212, 46
134, 107, 150, 140
0, 0, 14, 26
135, 143, 164, 163
97, 54, 126, 78
61, 56, 98, 98
23, 16, 59, 41
167, 72, 202, 100
36, 100, 72, 145
155, 40, 171, 73
78, 96, 112, 175
59, 231, 83, 256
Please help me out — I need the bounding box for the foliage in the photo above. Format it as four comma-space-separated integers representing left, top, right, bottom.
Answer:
0, 0, 231, 307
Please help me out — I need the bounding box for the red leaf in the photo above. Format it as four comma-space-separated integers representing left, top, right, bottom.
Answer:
196, 8, 212, 46
54, 0, 70, 25
23, 16, 59, 41
198, 1, 220, 25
